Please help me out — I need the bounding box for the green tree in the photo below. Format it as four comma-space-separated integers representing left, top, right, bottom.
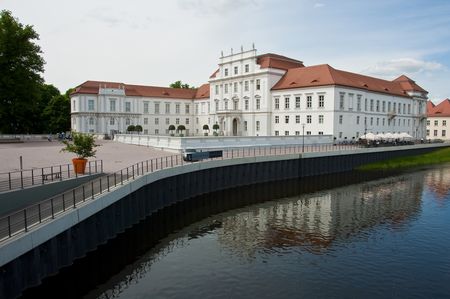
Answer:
0, 10, 45, 133
127, 125, 136, 132
170, 80, 195, 89
42, 94, 70, 133
135, 125, 143, 134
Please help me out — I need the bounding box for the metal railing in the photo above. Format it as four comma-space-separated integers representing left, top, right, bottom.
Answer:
0, 160, 103, 193
0, 143, 361, 242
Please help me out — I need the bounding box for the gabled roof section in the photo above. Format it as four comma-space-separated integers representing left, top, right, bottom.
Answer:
209, 69, 219, 79
393, 75, 427, 93
194, 83, 210, 99
71, 80, 206, 100
257, 53, 304, 70
271, 64, 425, 98
428, 99, 450, 117
427, 100, 436, 115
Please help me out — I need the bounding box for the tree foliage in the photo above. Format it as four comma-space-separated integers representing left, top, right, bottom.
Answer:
42, 94, 70, 133
135, 125, 143, 133
127, 125, 136, 132
61, 132, 99, 159
170, 80, 195, 89
0, 10, 45, 133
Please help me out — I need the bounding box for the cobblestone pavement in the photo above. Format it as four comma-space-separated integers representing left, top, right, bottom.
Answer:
0, 140, 174, 173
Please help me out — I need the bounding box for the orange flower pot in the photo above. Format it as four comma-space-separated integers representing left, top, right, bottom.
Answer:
72, 158, 87, 174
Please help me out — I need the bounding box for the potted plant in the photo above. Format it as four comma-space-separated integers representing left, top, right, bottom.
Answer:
135, 125, 143, 135
168, 124, 176, 136
127, 125, 135, 133
213, 123, 220, 136
203, 124, 209, 136
177, 125, 186, 137
61, 132, 99, 174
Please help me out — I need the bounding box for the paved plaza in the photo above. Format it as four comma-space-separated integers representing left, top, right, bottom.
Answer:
0, 140, 174, 174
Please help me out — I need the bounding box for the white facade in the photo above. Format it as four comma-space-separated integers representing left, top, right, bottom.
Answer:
71, 48, 428, 140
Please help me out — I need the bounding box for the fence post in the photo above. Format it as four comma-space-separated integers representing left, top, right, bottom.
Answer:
107, 176, 110, 192
31, 169, 34, 186
151, 159, 154, 172
171, 156, 173, 167
51, 198, 55, 218
62, 193, 66, 211
8, 172, 11, 190
91, 181, 94, 199
20, 171, 24, 189
121, 170, 123, 185
68, 164, 70, 178
101, 160, 103, 173
100, 178, 102, 193
127, 168, 129, 180
132, 165, 135, 179
114, 172, 117, 186
8, 216, 11, 237
82, 185, 86, 201
38, 203, 42, 223
59, 165, 63, 181
146, 160, 149, 172
24, 209, 28, 232
89, 161, 92, 175
73, 189, 76, 208
95, 160, 98, 173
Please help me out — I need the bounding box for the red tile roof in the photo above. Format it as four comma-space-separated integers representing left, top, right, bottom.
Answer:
71, 81, 209, 100
271, 64, 427, 98
257, 53, 304, 70
428, 99, 450, 117
393, 75, 427, 93
209, 69, 219, 79
194, 83, 210, 99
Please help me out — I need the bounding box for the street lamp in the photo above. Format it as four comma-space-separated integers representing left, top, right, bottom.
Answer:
302, 123, 306, 153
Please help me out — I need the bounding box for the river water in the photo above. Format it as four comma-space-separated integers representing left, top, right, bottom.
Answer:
82, 166, 450, 299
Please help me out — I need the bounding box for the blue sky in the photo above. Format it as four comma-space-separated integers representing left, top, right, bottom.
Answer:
2, 0, 450, 102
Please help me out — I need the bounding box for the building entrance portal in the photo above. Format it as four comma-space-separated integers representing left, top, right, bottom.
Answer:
232, 118, 238, 136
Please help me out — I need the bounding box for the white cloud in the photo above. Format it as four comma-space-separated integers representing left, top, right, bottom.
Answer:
363, 58, 444, 77
314, 3, 325, 8
178, 0, 259, 16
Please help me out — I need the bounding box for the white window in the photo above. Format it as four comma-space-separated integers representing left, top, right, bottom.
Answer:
110, 99, 116, 112
234, 66, 238, 75
307, 131, 311, 135
155, 103, 160, 114
295, 97, 301, 109
165, 103, 170, 114
307, 115, 312, 123
143, 102, 149, 113
285, 131, 289, 136
295, 131, 300, 135
233, 100, 238, 110
215, 101, 219, 111
244, 121, 247, 131
196, 117, 199, 124
234, 82, 238, 93
165, 118, 169, 125
256, 79, 261, 90
155, 118, 159, 125
357, 95, 362, 111
339, 115, 343, 124
201, 102, 205, 113
245, 100, 249, 110
285, 116, 289, 123
224, 84, 228, 93
176, 118, 180, 125
285, 97, 290, 109
339, 94, 344, 109
144, 129, 148, 134
382, 101, 386, 112
275, 130, 279, 136
370, 99, 374, 111
256, 121, 260, 131
89, 117, 94, 125
126, 118, 130, 125
176, 104, 180, 114
318, 131, 323, 135
319, 115, 324, 124
155, 129, 159, 135
144, 118, 148, 125
245, 64, 249, 72
88, 99, 94, 111
244, 81, 249, 91
275, 116, 279, 123
224, 101, 228, 110
434, 120, 438, 126
318, 95, 324, 108
443, 130, 446, 137
444, 120, 447, 126
356, 116, 360, 125
125, 102, 131, 112
73, 100, 76, 111
256, 98, 260, 110
215, 85, 219, 95
185, 104, 190, 114
186, 118, 190, 124
110, 118, 115, 125
307, 95, 312, 108
224, 68, 228, 76
296, 115, 300, 123
196, 104, 199, 114
275, 98, 280, 110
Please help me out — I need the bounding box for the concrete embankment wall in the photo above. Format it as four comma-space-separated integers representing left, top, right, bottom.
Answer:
0, 144, 447, 298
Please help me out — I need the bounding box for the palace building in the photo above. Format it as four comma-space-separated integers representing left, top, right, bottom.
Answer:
70, 47, 428, 140
426, 99, 450, 141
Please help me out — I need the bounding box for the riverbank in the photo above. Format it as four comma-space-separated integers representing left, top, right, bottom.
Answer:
358, 146, 450, 170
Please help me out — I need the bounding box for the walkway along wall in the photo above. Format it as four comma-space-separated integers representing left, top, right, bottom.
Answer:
0, 144, 447, 298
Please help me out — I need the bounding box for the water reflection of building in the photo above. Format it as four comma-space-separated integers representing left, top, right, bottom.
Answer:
424, 167, 450, 200
217, 173, 424, 257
